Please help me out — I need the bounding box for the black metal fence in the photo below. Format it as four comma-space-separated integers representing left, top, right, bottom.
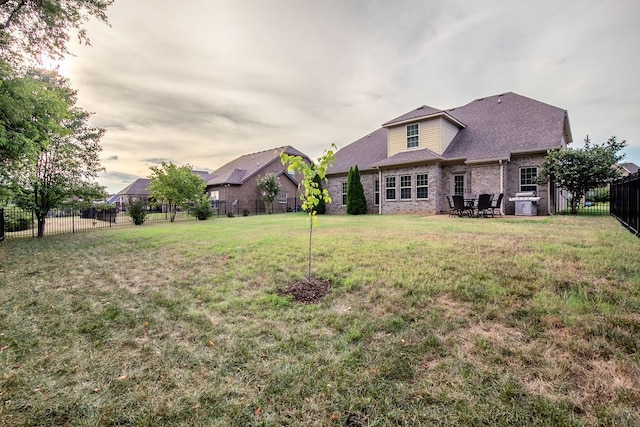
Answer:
1, 205, 194, 239
610, 171, 639, 236
2, 199, 299, 240
553, 187, 611, 216
213, 199, 299, 217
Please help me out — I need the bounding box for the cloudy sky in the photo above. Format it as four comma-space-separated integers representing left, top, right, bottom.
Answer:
59, 0, 640, 194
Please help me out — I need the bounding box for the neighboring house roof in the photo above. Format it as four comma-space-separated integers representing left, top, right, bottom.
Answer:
117, 178, 151, 196
619, 162, 639, 174
329, 92, 572, 173
115, 170, 210, 196
193, 170, 211, 181
206, 145, 309, 186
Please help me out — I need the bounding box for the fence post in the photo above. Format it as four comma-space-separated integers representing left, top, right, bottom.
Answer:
0, 208, 4, 242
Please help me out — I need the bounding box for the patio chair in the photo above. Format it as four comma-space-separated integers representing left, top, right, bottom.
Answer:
452, 195, 471, 217
488, 193, 504, 217
474, 193, 492, 218
446, 196, 457, 217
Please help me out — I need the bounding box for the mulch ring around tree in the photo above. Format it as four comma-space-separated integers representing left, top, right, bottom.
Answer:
277, 278, 332, 304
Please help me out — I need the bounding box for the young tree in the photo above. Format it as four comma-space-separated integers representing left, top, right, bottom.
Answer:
0, 0, 113, 65
539, 135, 626, 214
13, 71, 105, 237
148, 162, 205, 222
281, 144, 336, 282
346, 164, 367, 215
312, 171, 326, 214
256, 173, 281, 214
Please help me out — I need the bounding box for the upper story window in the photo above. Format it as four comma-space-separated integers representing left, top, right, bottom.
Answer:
520, 167, 538, 192
407, 123, 419, 148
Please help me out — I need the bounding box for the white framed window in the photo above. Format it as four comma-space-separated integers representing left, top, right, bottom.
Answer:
520, 167, 538, 192
385, 176, 396, 200
407, 123, 419, 148
374, 179, 380, 206
400, 175, 412, 200
342, 182, 347, 205
416, 174, 429, 199
278, 192, 288, 204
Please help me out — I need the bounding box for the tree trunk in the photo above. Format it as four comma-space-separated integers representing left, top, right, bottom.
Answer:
307, 213, 313, 282
37, 214, 46, 238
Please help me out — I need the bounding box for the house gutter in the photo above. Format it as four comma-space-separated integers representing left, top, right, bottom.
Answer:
376, 166, 382, 215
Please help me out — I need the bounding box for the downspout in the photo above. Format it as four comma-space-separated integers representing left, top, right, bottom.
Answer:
546, 149, 552, 215
499, 159, 505, 215
376, 166, 382, 215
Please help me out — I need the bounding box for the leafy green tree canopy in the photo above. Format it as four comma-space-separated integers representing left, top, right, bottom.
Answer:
13, 70, 105, 237
256, 173, 281, 214
281, 144, 336, 281
148, 162, 206, 222
0, 65, 73, 186
539, 135, 626, 214
0, 0, 113, 65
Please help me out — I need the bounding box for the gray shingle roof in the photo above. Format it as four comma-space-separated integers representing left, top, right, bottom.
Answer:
373, 147, 443, 168
382, 105, 443, 126
206, 146, 309, 186
117, 178, 151, 196
442, 92, 570, 162
328, 127, 388, 175
329, 92, 571, 172
620, 162, 639, 174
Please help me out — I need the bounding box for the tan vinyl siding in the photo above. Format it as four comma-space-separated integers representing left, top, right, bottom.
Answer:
388, 117, 460, 156
441, 118, 460, 152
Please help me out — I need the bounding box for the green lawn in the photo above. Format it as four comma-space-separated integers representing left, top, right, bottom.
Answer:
1, 214, 639, 426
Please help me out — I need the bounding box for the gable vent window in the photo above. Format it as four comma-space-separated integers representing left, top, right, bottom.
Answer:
407, 123, 419, 148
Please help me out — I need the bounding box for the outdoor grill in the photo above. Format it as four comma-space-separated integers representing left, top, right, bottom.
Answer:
508, 191, 541, 216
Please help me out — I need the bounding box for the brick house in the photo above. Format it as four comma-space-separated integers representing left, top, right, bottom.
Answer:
326, 92, 573, 215
205, 146, 310, 214
114, 170, 211, 212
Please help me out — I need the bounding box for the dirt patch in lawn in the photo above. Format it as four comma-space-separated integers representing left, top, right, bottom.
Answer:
278, 278, 331, 303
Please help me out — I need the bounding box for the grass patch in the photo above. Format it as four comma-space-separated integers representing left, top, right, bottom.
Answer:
0, 214, 638, 425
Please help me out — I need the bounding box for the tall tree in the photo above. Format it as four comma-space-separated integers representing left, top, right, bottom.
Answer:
0, 0, 113, 65
13, 70, 105, 237
256, 173, 281, 214
281, 145, 336, 282
148, 162, 205, 222
346, 165, 366, 215
0, 63, 72, 194
539, 135, 626, 214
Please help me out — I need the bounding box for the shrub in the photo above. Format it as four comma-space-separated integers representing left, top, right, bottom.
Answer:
190, 196, 213, 220
242, 209, 250, 216
346, 165, 367, 215
4, 208, 33, 232
126, 198, 148, 225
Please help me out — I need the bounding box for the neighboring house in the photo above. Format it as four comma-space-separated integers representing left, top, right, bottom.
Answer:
113, 178, 153, 211
326, 92, 573, 216
205, 146, 311, 213
618, 162, 639, 176
114, 170, 212, 211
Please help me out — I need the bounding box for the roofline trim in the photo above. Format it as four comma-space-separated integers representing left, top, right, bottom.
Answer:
382, 111, 466, 129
